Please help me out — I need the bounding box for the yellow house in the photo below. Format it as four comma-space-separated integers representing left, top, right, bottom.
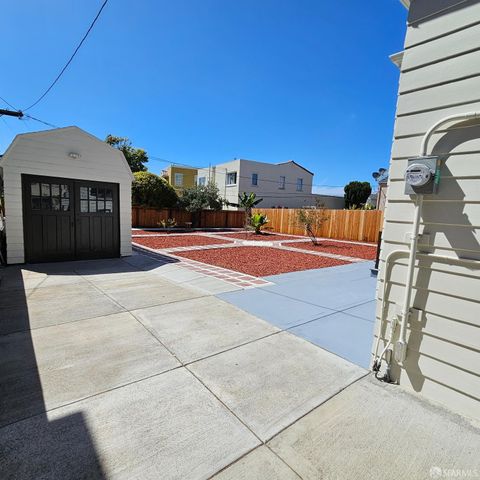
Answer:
162, 165, 198, 193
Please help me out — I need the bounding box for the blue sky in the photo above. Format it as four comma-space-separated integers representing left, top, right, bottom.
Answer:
1, 0, 407, 195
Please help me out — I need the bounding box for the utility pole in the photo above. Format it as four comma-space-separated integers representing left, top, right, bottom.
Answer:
0, 109, 23, 118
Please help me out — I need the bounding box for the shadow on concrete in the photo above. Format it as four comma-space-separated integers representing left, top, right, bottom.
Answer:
0, 265, 107, 479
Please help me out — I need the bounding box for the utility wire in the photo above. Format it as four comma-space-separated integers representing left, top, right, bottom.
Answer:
23, 0, 109, 112
148, 156, 343, 188
23, 114, 58, 128
0, 95, 17, 110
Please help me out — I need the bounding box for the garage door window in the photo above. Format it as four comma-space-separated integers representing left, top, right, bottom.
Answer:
80, 186, 114, 213
30, 181, 70, 211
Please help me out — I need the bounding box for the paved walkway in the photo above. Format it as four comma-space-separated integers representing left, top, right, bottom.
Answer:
219, 261, 377, 368
1, 254, 478, 479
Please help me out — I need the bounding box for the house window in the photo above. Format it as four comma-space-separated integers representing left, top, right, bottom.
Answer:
251, 173, 258, 186
279, 176, 286, 190
174, 173, 184, 186
226, 172, 237, 186
297, 178, 303, 191
198, 176, 206, 186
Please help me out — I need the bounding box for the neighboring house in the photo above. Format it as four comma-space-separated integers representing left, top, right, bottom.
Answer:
162, 164, 198, 193
197, 158, 344, 209
374, 0, 480, 421
0, 126, 133, 264
376, 179, 388, 211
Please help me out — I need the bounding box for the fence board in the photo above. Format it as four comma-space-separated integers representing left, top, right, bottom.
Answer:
132, 206, 383, 241
132, 207, 245, 229
252, 208, 383, 242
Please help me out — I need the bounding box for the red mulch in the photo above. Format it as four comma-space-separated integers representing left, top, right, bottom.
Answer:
175, 246, 350, 277
133, 235, 233, 249
221, 232, 305, 242
132, 229, 233, 236
286, 240, 376, 260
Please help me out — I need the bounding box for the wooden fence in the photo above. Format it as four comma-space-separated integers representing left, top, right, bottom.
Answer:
132, 206, 383, 242
252, 208, 384, 242
132, 206, 245, 229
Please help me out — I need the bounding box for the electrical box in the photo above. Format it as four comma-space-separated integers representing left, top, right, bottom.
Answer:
404, 156, 440, 195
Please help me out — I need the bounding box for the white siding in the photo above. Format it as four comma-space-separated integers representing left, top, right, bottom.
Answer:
0, 127, 133, 263
374, 1, 480, 421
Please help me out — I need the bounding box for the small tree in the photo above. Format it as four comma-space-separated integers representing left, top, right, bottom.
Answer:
106, 134, 149, 172
132, 171, 178, 208
178, 182, 225, 226
344, 181, 372, 209
292, 206, 329, 245
229, 192, 263, 230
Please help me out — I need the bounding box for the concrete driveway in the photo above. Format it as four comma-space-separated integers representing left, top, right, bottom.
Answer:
1, 253, 478, 479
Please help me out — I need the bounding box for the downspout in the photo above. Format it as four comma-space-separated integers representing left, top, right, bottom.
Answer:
374, 111, 480, 371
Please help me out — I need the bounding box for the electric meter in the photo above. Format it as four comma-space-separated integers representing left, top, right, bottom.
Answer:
404, 156, 440, 195
405, 164, 433, 187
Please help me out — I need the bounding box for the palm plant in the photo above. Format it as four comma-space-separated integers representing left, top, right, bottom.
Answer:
250, 213, 269, 234
229, 192, 263, 230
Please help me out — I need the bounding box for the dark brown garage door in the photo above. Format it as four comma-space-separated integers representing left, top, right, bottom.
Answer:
22, 174, 119, 263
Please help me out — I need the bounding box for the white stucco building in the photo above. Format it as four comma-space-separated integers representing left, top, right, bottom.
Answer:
197, 159, 344, 210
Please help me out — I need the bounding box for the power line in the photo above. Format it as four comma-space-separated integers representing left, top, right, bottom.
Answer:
23, 114, 58, 128
0, 96, 17, 110
149, 156, 344, 188
23, 0, 109, 112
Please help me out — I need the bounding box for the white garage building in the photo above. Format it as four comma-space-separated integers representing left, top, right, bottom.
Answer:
0, 126, 133, 264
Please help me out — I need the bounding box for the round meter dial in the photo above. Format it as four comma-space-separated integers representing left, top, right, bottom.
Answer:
405, 163, 433, 187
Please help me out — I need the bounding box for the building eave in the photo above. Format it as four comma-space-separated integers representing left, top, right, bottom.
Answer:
400, 0, 410, 9
390, 51, 404, 69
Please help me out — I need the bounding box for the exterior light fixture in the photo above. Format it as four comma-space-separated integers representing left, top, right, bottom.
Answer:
68, 152, 81, 159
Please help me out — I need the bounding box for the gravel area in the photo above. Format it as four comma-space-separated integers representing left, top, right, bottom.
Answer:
175, 246, 350, 277
133, 235, 233, 249
132, 229, 233, 236
220, 232, 305, 242
285, 240, 377, 260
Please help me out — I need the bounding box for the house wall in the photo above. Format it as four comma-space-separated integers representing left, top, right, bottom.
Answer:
165, 165, 197, 192
374, 0, 480, 421
199, 159, 317, 210
0, 127, 133, 264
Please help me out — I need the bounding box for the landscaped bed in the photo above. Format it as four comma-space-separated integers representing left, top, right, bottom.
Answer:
133, 235, 233, 249
219, 232, 305, 242
175, 246, 350, 277
132, 229, 233, 236
285, 240, 376, 260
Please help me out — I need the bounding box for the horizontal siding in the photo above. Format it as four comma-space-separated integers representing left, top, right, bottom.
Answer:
389, 154, 480, 180
384, 200, 480, 226
395, 101, 480, 137
402, 22, 480, 71
376, 4, 480, 421
405, 1, 480, 47
3, 128, 132, 263
399, 49, 480, 94
391, 124, 480, 158
396, 75, 480, 115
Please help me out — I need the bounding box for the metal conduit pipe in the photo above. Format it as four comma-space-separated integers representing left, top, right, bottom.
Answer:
373, 111, 480, 373
372, 252, 480, 375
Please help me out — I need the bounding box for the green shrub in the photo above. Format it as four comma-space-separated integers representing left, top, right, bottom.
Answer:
251, 213, 269, 234
132, 171, 178, 208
